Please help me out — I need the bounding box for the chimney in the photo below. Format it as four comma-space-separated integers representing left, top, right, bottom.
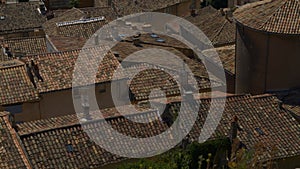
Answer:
26, 63, 37, 88
81, 94, 91, 120
190, 9, 197, 17
230, 116, 241, 142
31, 60, 44, 82
142, 24, 152, 32
94, 34, 99, 45
133, 33, 142, 47
180, 60, 189, 91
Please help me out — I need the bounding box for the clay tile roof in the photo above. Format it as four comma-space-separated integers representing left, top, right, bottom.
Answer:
168, 95, 300, 161
0, 112, 32, 169
43, 8, 86, 36
44, 8, 108, 51
185, 6, 236, 46
53, 7, 117, 21
0, 60, 39, 105
56, 19, 106, 39
17, 107, 168, 168
234, 0, 300, 34
112, 39, 223, 84
203, 44, 235, 75
15, 95, 300, 167
274, 89, 300, 120
25, 47, 122, 93
111, 0, 187, 16
79, 7, 117, 21
0, 37, 48, 61
0, 2, 46, 34
125, 62, 219, 101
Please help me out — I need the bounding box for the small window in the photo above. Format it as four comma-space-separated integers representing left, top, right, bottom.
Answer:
255, 128, 265, 136
66, 144, 74, 153
5, 104, 22, 114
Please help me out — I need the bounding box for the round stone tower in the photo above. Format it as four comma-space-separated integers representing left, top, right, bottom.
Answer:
234, 0, 300, 94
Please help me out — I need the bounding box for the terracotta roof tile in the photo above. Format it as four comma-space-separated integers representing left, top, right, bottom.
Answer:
234, 0, 300, 34
168, 95, 300, 160
44, 8, 109, 51
203, 45, 235, 74
0, 112, 31, 169
111, 0, 188, 16
185, 6, 236, 46
15, 95, 300, 167
125, 63, 219, 101
0, 2, 46, 34
56, 19, 106, 39
0, 60, 39, 105
18, 108, 168, 168
25, 47, 122, 93
112, 41, 206, 78
0, 37, 48, 61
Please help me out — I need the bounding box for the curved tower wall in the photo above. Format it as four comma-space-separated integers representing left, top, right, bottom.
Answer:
235, 22, 300, 94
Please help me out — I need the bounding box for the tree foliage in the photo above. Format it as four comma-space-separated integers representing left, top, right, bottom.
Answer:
201, 0, 228, 9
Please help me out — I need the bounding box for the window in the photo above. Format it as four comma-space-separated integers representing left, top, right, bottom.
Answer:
66, 144, 74, 153
5, 104, 22, 114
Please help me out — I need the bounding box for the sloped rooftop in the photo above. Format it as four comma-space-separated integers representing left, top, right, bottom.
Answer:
185, 6, 236, 46
0, 36, 48, 61
12, 94, 300, 168
24, 47, 122, 93
0, 2, 46, 34
234, 0, 300, 34
0, 60, 39, 105
0, 112, 31, 169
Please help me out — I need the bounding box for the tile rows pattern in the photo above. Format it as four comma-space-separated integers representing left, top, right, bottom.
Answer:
57, 20, 106, 39
0, 2, 46, 34
203, 45, 236, 75
20, 111, 169, 168
234, 0, 300, 34
185, 6, 236, 46
112, 41, 210, 79
125, 63, 215, 101
111, 0, 186, 16
0, 37, 48, 61
17, 105, 154, 136
25, 47, 122, 93
44, 7, 110, 51
13, 95, 300, 168
0, 60, 39, 105
168, 95, 300, 161
0, 112, 30, 169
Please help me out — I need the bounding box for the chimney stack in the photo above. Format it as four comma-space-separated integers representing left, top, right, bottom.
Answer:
133, 33, 142, 47
190, 9, 197, 17
230, 116, 242, 142
81, 94, 91, 120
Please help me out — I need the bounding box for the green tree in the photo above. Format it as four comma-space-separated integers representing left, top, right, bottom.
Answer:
70, 0, 79, 8
201, 0, 228, 9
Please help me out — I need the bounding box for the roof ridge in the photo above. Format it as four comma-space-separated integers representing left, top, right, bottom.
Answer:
211, 20, 228, 44
2, 36, 45, 41
2, 114, 33, 168
259, 0, 290, 31
18, 109, 158, 136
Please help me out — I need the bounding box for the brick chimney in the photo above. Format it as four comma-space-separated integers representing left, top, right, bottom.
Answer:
230, 116, 242, 142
